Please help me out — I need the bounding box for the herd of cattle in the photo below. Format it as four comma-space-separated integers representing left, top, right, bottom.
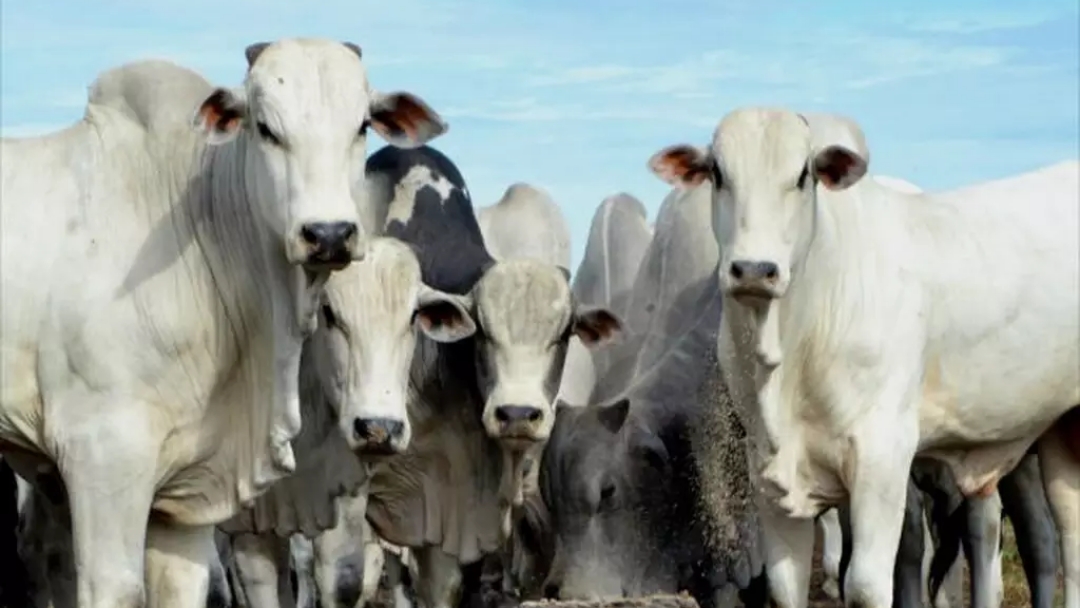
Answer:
0, 37, 1077, 608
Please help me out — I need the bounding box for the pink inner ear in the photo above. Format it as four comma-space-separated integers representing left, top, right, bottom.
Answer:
651, 147, 709, 187
815, 147, 862, 189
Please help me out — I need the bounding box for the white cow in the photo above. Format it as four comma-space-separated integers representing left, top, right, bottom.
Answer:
814, 175, 985, 608
477, 182, 572, 269
0, 38, 447, 608
560, 193, 654, 407
648, 107, 1079, 608
220, 235, 477, 608
477, 184, 593, 408
221, 147, 623, 608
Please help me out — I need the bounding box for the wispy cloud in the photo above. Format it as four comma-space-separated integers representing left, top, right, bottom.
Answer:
2, 0, 1076, 270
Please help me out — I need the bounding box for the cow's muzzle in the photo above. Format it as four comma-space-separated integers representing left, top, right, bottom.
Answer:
726, 259, 784, 303
491, 404, 547, 446
299, 221, 359, 270
352, 417, 407, 455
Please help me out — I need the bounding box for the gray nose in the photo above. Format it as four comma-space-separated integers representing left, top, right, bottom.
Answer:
494, 405, 543, 425
352, 417, 404, 452
300, 221, 358, 264
729, 260, 779, 282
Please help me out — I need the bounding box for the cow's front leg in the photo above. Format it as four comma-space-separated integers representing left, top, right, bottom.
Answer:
836, 476, 924, 608
756, 496, 814, 608
843, 432, 916, 608
228, 531, 296, 608
1038, 411, 1080, 608
58, 407, 158, 608
961, 491, 1004, 608
412, 545, 463, 608
816, 508, 843, 600
144, 521, 215, 607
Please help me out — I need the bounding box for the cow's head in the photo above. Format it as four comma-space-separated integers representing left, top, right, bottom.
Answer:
308, 237, 474, 455
533, 398, 677, 601
648, 107, 869, 305
471, 261, 623, 449
192, 38, 447, 272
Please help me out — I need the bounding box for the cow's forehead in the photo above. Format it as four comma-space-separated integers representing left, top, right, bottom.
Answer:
714, 108, 811, 183
246, 39, 372, 116
329, 238, 422, 320
476, 260, 572, 342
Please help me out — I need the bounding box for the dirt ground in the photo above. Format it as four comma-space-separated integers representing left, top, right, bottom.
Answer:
370, 520, 1065, 608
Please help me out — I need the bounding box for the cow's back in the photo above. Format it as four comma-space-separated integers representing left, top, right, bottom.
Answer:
572, 192, 653, 316
368, 145, 493, 295
478, 182, 571, 269
622, 183, 718, 374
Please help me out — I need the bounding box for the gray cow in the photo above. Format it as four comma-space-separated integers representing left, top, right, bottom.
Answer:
510, 186, 766, 608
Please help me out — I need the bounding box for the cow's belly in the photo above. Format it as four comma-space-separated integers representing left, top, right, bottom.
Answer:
918, 347, 1080, 449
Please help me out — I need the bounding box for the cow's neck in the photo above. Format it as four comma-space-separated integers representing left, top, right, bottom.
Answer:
187, 137, 308, 511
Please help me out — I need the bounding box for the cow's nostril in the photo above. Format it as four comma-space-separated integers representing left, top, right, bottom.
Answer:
763, 263, 779, 280
528, 409, 542, 422
300, 225, 319, 245
353, 418, 369, 440
729, 261, 745, 280
340, 223, 358, 241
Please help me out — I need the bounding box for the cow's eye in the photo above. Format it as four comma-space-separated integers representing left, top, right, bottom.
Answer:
797, 163, 811, 190
321, 305, 338, 328
255, 121, 281, 146
598, 482, 616, 510
358, 119, 371, 138
710, 160, 724, 188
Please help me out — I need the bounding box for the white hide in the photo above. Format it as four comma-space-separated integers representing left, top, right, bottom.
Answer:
477, 182, 572, 270
649, 107, 1079, 608
0, 39, 447, 608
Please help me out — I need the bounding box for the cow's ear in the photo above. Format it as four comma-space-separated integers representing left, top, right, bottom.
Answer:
648, 144, 712, 189
572, 306, 623, 348
596, 397, 630, 434
812, 145, 868, 191
415, 286, 476, 343
193, 88, 248, 145
370, 91, 448, 148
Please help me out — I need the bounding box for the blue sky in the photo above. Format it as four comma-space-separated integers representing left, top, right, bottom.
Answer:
2, 0, 1077, 270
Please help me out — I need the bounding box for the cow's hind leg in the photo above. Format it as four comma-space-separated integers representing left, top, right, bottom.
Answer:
58, 406, 159, 608
144, 521, 216, 608
999, 452, 1058, 608
1039, 409, 1080, 608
